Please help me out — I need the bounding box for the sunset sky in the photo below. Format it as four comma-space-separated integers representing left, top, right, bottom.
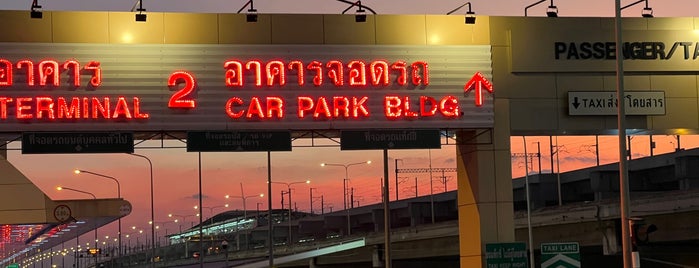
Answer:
3, 0, 699, 252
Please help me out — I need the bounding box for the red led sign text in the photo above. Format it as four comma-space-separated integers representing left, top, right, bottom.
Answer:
0, 59, 148, 121
0, 57, 492, 124
223, 60, 429, 87
0, 96, 148, 120
0, 59, 101, 87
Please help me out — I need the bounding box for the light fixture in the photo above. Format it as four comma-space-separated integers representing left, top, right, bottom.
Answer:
237, 0, 258, 23
641, 0, 653, 18
546, 0, 558, 17
338, 0, 376, 23
355, 8, 366, 23
30, 0, 42, 19
524, 0, 558, 17
132, 0, 146, 22
246, 12, 258, 22
621, 0, 653, 18
446, 2, 476, 25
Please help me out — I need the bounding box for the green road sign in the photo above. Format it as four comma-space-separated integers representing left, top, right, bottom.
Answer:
187, 131, 292, 152
485, 242, 528, 268
340, 129, 441, 150
22, 132, 134, 154
6, 264, 19, 268
541, 242, 581, 268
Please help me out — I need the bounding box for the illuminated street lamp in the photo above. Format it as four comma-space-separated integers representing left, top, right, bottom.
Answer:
268, 180, 310, 245
56, 186, 98, 267
225, 192, 264, 220
73, 169, 123, 259
126, 153, 155, 268
124, 228, 144, 253
194, 204, 229, 231
168, 213, 199, 232
321, 160, 371, 235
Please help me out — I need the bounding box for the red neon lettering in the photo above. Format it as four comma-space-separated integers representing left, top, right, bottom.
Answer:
411, 61, 429, 86
112, 97, 132, 118
297, 96, 314, 118
326, 61, 344, 86
85, 61, 102, 87
16, 97, 32, 119
391, 61, 407, 86
0, 59, 12, 86
348, 60, 366, 86
288, 61, 304, 86
384, 96, 401, 119
0, 59, 102, 88
370, 60, 389, 86
16, 60, 34, 86
266, 61, 286, 86
39, 60, 60, 87
439, 96, 460, 117
57, 97, 80, 118
82, 97, 89, 118
403, 96, 418, 118
314, 97, 332, 118
36, 97, 55, 119
133, 97, 149, 119
246, 97, 265, 118
352, 96, 369, 117
63, 60, 80, 87
168, 71, 196, 109
2, 96, 148, 120
92, 97, 110, 118
333, 96, 350, 117
267, 97, 283, 118
224, 60, 243, 87
0, 97, 12, 119
246, 61, 262, 87
226, 97, 245, 118
420, 96, 437, 116
307, 61, 323, 86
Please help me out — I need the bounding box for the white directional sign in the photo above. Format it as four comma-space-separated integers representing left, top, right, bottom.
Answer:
541, 242, 581, 268
568, 91, 665, 115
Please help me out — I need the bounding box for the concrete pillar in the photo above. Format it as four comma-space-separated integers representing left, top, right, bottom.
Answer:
309, 257, 321, 268
0, 139, 6, 160
372, 245, 384, 268
457, 127, 514, 267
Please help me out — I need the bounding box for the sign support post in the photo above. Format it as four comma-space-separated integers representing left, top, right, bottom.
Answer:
383, 148, 391, 268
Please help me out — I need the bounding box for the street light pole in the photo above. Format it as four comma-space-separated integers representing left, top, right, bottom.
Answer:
194, 204, 229, 231
168, 214, 198, 232
394, 159, 403, 201
269, 180, 310, 246
127, 153, 155, 268
56, 186, 97, 268
225, 193, 264, 220
615, 0, 632, 266
74, 169, 122, 259
320, 161, 371, 236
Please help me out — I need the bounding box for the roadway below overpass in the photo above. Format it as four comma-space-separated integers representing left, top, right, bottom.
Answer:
109, 187, 699, 268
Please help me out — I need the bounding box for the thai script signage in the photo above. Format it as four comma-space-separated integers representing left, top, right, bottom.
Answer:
568, 91, 665, 116
340, 129, 441, 150
21, 132, 134, 154
0, 43, 493, 132
186, 131, 291, 152
485, 242, 528, 268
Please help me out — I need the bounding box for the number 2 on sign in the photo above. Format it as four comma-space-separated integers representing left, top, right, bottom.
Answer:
168, 71, 197, 109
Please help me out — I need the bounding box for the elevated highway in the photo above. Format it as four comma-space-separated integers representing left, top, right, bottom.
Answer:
108, 187, 699, 267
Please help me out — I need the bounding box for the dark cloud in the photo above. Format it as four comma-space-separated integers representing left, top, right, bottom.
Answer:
187, 193, 210, 200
